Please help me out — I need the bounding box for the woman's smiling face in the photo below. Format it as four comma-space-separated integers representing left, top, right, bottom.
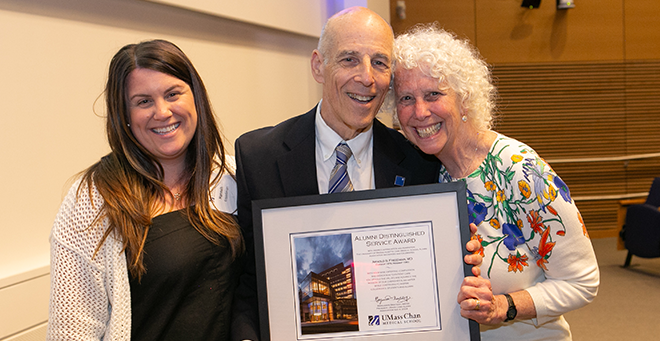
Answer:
126, 68, 198, 165
394, 66, 463, 159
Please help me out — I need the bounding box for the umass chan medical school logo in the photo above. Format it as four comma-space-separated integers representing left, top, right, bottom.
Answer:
368, 315, 380, 326
368, 312, 423, 326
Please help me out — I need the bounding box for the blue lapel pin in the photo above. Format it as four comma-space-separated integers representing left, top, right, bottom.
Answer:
394, 175, 406, 187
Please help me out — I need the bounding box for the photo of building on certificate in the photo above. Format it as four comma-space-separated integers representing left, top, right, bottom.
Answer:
291, 221, 442, 339
293, 233, 358, 335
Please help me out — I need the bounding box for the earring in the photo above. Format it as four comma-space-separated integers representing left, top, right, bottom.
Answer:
461, 115, 467, 122
127, 123, 131, 127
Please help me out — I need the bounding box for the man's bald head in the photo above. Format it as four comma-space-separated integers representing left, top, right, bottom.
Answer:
310, 6, 395, 140
317, 7, 394, 65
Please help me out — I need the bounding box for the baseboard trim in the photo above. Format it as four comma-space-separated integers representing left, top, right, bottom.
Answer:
0, 322, 47, 341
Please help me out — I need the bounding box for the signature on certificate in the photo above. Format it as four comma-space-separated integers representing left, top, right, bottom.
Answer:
375, 295, 412, 305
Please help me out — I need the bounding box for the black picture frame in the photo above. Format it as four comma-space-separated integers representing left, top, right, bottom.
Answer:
252, 182, 480, 340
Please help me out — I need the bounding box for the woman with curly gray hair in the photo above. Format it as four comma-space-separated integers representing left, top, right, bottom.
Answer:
392, 25, 599, 340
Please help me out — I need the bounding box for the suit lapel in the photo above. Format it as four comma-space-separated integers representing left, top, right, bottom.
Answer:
372, 120, 413, 189
277, 108, 320, 197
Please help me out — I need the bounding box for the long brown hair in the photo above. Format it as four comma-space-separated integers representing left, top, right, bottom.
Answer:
80, 39, 242, 279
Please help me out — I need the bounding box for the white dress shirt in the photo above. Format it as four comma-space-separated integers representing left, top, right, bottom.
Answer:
314, 101, 375, 194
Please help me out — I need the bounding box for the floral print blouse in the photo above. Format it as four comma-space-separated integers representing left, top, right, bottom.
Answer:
439, 133, 599, 340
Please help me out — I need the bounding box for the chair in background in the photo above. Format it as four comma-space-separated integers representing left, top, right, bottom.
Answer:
621, 177, 660, 267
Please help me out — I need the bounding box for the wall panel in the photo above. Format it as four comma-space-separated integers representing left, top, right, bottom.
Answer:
492, 60, 660, 237
492, 62, 627, 159
391, 1, 660, 62
625, 0, 660, 60
390, 0, 660, 237
390, 0, 475, 42
0, 268, 49, 339
475, 0, 624, 63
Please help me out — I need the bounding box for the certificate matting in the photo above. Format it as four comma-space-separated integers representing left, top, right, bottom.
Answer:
253, 182, 480, 341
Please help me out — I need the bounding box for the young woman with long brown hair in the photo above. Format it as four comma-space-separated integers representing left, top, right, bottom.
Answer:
48, 39, 243, 341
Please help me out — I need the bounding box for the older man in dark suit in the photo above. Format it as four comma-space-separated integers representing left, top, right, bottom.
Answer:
231, 7, 443, 340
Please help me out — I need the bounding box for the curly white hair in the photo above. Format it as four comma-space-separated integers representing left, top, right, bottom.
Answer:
392, 24, 496, 131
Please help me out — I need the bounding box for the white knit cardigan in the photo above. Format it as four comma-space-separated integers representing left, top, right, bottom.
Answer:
47, 163, 238, 340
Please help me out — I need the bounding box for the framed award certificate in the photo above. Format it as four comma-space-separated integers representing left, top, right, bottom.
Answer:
252, 181, 480, 340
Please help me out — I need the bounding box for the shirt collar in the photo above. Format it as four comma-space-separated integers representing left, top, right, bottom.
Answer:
315, 100, 373, 168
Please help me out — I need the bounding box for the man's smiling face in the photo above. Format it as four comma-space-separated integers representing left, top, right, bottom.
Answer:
312, 9, 393, 140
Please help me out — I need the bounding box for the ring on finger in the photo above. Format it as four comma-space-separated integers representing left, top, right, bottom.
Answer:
474, 298, 481, 311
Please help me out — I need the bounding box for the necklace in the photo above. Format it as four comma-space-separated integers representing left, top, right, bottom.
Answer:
460, 131, 482, 178
475, 131, 480, 152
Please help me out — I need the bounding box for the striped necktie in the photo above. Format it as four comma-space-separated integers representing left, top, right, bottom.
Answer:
328, 142, 354, 193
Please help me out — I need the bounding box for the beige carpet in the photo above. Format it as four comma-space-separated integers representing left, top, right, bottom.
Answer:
563, 237, 660, 340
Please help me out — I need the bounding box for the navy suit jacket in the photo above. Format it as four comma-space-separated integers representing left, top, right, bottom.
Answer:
231, 106, 440, 340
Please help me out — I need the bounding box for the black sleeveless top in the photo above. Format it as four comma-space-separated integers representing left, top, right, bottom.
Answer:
129, 210, 238, 341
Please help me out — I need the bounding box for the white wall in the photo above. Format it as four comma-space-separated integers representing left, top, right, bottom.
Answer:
0, 0, 389, 337
147, 0, 390, 37
147, 0, 328, 37
0, 0, 324, 337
